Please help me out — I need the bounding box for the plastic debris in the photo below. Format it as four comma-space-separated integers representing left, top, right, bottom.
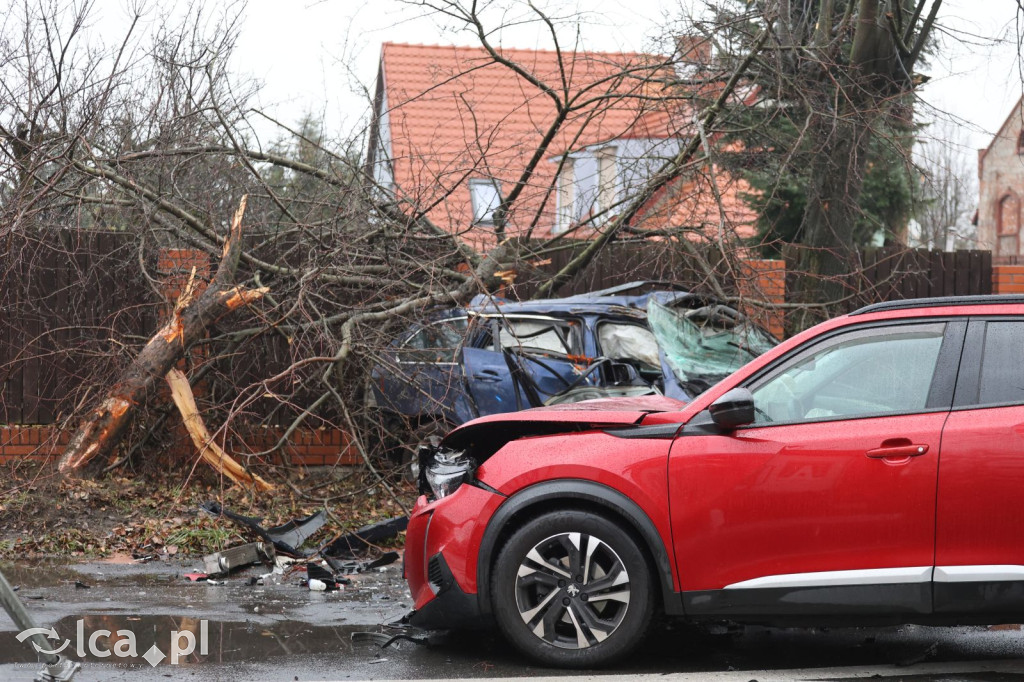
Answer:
200, 502, 327, 556
322, 517, 408, 559
352, 630, 429, 649
308, 579, 328, 592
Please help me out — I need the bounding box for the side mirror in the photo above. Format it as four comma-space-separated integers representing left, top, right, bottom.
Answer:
709, 388, 755, 430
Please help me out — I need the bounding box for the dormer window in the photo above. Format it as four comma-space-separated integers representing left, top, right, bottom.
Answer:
469, 179, 502, 225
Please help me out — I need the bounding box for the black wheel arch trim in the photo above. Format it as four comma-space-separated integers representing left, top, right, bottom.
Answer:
476, 479, 683, 617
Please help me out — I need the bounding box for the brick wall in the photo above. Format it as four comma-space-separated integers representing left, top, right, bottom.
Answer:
992, 264, 1024, 294
739, 259, 786, 339
0, 425, 359, 467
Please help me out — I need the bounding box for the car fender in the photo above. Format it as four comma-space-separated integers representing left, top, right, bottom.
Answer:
475, 478, 683, 617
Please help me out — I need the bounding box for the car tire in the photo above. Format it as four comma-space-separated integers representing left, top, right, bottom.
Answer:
490, 510, 654, 668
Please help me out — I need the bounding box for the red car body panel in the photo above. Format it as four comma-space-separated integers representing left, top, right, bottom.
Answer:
407, 485, 505, 608
668, 412, 944, 591
937, 406, 1024, 567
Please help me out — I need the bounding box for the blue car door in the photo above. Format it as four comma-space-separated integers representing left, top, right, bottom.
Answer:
372, 316, 468, 422
459, 315, 587, 418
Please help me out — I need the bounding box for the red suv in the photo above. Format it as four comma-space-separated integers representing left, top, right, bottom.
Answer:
403, 296, 1024, 667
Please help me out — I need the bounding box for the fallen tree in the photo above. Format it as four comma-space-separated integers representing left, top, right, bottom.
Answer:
57, 197, 267, 473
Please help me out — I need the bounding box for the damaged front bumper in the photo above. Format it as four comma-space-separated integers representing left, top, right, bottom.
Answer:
403, 483, 505, 630
407, 552, 482, 629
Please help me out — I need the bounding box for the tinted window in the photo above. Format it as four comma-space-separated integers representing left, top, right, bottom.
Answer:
750, 323, 946, 424
978, 321, 1024, 405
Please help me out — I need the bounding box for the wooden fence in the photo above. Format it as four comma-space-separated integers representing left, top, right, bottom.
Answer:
1, 231, 160, 424
846, 247, 991, 310
0, 234, 996, 426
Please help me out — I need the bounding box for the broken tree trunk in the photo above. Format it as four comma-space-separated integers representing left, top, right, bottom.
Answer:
165, 368, 273, 491
58, 196, 268, 473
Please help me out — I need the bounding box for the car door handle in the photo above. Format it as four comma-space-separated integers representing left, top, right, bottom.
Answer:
866, 443, 929, 459
472, 370, 502, 383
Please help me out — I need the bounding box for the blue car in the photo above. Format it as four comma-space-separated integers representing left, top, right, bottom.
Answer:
368, 283, 778, 443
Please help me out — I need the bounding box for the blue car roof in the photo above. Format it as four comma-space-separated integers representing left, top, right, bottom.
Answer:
468, 282, 713, 317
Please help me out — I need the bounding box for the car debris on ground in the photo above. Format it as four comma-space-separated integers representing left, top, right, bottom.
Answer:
191, 503, 407, 595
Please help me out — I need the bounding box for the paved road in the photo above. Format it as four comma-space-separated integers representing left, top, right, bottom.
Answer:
1, 559, 1022, 681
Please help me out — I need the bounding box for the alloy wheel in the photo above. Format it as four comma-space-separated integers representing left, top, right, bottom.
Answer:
513, 531, 631, 649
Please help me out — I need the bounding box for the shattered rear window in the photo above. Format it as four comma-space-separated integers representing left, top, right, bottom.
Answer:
647, 299, 776, 391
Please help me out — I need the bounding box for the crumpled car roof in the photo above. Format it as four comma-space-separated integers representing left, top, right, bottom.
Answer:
468, 282, 715, 318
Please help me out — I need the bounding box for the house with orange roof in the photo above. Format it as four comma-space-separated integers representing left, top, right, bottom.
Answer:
365, 42, 757, 251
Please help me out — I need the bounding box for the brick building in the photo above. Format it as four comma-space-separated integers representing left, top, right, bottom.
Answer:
977, 97, 1024, 261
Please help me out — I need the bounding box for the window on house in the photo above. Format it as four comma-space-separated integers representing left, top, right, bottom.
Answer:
595, 147, 618, 219
556, 158, 576, 233
1017, 131, 1024, 155
998, 193, 1020, 256
469, 179, 502, 225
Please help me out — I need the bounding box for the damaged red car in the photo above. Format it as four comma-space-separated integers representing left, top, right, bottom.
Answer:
404, 295, 1024, 667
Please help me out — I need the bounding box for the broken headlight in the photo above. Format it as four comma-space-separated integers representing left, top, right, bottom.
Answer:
423, 449, 476, 500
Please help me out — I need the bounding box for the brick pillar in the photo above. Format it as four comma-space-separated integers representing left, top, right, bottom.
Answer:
992, 265, 1024, 294
739, 259, 786, 339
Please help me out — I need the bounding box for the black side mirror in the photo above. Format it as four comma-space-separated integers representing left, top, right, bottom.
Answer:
709, 388, 755, 430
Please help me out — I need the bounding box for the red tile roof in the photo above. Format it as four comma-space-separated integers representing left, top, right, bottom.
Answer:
378, 42, 754, 247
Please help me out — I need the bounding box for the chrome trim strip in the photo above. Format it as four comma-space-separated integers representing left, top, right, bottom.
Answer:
724, 566, 933, 590
934, 565, 1024, 583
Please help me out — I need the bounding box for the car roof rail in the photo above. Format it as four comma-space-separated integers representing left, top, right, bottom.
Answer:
850, 295, 1024, 316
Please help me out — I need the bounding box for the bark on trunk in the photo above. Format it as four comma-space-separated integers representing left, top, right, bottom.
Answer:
58, 196, 267, 473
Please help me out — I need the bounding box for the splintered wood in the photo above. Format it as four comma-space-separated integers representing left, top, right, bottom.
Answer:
165, 368, 274, 492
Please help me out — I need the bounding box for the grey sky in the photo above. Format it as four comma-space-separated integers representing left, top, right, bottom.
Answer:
96, 1, 1024, 155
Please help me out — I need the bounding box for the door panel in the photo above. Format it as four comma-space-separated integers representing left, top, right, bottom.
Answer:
670, 413, 944, 598
669, 320, 960, 617
935, 318, 1024, 614
462, 316, 585, 417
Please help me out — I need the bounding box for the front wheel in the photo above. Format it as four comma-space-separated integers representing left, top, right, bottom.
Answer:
490, 510, 655, 668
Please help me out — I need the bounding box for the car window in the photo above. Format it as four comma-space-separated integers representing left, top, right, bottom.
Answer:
496, 318, 575, 355
399, 317, 468, 363
977, 320, 1024, 406
597, 323, 660, 369
749, 323, 946, 425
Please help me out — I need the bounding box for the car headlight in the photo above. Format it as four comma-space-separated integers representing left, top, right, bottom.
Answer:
424, 449, 476, 500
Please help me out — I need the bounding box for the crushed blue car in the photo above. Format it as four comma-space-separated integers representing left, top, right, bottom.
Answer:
368, 282, 778, 437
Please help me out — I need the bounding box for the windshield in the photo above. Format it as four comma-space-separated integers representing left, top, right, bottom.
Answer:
647, 299, 777, 393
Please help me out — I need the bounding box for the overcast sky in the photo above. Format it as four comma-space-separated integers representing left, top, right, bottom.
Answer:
92, 0, 1024, 157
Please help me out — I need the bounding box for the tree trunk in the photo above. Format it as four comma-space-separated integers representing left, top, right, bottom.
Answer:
789, 109, 874, 325
58, 197, 267, 473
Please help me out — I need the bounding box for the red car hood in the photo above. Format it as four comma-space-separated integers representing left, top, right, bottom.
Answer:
440, 395, 685, 453
449, 395, 684, 434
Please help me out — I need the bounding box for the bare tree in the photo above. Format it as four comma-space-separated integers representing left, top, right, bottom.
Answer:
0, 0, 796, 491
912, 118, 977, 250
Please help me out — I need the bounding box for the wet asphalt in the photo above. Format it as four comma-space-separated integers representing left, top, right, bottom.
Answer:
0, 558, 1023, 681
